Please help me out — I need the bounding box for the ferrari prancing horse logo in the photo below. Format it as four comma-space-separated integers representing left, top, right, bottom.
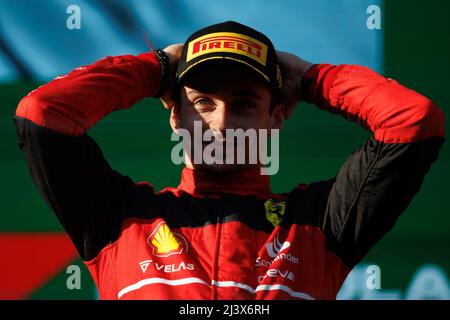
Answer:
264, 199, 286, 227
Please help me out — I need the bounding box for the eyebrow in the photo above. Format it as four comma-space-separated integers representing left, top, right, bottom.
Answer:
186, 89, 262, 100
233, 90, 262, 100
186, 89, 204, 96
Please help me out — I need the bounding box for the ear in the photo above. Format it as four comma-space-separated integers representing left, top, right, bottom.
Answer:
269, 103, 285, 131
169, 103, 182, 134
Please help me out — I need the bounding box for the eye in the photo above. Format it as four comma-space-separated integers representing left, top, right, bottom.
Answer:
234, 99, 256, 111
194, 98, 213, 107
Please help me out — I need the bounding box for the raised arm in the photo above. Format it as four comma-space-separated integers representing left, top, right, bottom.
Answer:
14, 51, 162, 260
282, 56, 445, 268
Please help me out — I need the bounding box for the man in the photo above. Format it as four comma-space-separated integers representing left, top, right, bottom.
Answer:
14, 21, 445, 300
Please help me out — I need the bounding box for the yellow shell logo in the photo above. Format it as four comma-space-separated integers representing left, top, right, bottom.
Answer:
147, 222, 188, 257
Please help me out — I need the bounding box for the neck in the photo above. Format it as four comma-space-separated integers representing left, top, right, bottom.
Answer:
177, 166, 271, 199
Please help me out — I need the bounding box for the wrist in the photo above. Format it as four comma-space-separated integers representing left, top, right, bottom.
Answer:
301, 64, 342, 104
297, 61, 314, 101
300, 63, 322, 103
153, 49, 170, 98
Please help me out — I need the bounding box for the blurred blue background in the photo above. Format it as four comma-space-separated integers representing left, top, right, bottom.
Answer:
0, 0, 382, 82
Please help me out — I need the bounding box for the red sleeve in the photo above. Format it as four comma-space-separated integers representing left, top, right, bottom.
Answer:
16, 51, 161, 136
294, 64, 446, 268
302, 64, 445, 143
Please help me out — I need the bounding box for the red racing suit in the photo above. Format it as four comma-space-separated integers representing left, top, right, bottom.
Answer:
14, 51, 445, 300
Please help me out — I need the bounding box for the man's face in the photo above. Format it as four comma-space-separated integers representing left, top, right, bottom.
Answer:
171, 61, 284, 173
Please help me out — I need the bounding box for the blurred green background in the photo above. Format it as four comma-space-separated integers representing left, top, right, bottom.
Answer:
0, 1, 448, 299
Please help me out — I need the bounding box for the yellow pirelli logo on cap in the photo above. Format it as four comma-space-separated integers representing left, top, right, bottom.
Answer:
186, 32, 268, 66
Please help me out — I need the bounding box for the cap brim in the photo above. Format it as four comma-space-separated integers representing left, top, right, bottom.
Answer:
177, 56, 270, 85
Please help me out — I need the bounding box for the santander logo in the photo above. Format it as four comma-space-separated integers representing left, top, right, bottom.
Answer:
255, 232, 300, 282
265, 233, 291, 258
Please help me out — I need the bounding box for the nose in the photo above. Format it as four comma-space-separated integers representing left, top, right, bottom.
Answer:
209, 103, 234, 133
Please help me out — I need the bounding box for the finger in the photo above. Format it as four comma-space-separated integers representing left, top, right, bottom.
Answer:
164, 43, 184, 58
160, 98, 174, 110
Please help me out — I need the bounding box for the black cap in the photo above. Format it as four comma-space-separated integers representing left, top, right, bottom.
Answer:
176, 21, 282, 93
